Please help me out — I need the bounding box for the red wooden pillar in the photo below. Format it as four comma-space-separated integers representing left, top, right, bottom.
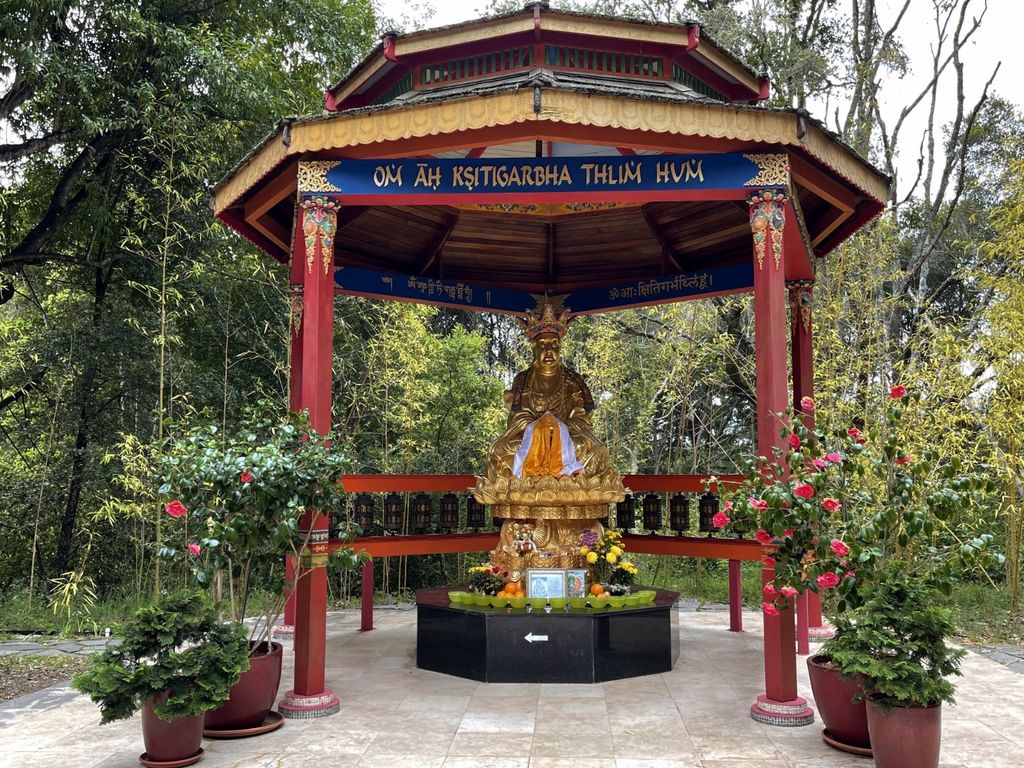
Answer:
278, 195, 341, 720
280, 232, 306, 639
728, 560, 742, 632
789, 282, 826, 635
748, 191, 814, 726
360, 559, 375, 631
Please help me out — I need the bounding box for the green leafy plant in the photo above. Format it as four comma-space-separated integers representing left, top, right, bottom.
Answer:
157, 403, 366, 649
715, 388, 1002, 708
825, 574, 966, 711
73, 591, 249, 723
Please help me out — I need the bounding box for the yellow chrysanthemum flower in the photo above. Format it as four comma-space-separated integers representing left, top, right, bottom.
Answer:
586, 551, 599, 564
610, 545, 623, 556
606, 553, 618, 564
580, 546, 590, 555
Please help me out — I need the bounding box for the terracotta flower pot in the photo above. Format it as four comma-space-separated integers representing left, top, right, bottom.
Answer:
806, 654, 870, 750
204, 641, 282, 730
866, 697, 941, 768
141, 695, 204, 762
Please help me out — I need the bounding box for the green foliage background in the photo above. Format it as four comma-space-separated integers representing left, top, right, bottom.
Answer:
1, 0, 1022, 631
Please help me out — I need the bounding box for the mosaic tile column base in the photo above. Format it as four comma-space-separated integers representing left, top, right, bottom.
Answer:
750, 694, 815, 727
278, 688, 340, 719
271, 624, 295, 644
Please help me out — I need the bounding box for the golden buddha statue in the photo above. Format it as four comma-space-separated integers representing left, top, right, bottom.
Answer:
474, 296, 625, 582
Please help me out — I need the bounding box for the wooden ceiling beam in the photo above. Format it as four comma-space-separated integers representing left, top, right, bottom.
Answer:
641, 205, 685, 272
547, 222, 556, 282
415, 213, 460, 276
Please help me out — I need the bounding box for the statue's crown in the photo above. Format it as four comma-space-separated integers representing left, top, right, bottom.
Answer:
520, 294, 571, 339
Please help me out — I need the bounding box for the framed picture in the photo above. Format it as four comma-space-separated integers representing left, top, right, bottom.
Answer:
527, 569, 567, 599
565, 569, 587, 598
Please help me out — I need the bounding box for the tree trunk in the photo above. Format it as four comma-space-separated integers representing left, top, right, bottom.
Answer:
51, 264, 109, 577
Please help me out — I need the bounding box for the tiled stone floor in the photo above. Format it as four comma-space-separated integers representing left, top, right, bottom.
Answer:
2, 607, 1023, 767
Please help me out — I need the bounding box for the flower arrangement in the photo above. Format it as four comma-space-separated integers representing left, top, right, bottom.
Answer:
467, 564, 509, 595
579, 528, 637, 592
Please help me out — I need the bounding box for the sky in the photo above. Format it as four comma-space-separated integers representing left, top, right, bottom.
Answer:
376, 0, 1023, 189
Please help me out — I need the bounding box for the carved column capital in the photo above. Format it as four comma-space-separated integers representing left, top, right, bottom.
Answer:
299, 196, 341, 276
748, 190, 788, 272
787, 283, 813, 331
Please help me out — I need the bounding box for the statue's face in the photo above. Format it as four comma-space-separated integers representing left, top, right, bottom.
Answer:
532, 333, 562, 374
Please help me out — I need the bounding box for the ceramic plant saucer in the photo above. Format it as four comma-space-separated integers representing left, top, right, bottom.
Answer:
203, 710, 284, 739
138, 747, 204, 768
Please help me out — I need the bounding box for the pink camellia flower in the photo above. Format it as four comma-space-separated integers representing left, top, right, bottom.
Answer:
830, 539, 850, 557
763, 601, 780, 617
821, 497, 842, 513
800, 396, 815, 412
794, 483, 814, 499
712, 511, 731, 528
755, 529, 773, 545
763, 583, 778, 599
188, 543, 201, 556
817, 571, 840, 589
895, 455, 912, 466
762, 556, 775, 567
749, 497, 768, 511
811, 458, 828, 471
780, 586, 798, 598
890, 385, 908, 399
825, 452, 843, 463
845, 570, 858, 579
724, 499, 733, 512
783, 529, 794, 537
165, 500, 188, 518
788, 433, 801, 450
241, 470, 254, 484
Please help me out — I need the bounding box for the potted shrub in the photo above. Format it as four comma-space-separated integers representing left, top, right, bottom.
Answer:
716, 388, 1001, 762
73, 591, 249, 766
158, 404, 364, 732
825, 573, 966, 768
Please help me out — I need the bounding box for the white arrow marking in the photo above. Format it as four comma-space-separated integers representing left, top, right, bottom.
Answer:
525, 633, 549, 643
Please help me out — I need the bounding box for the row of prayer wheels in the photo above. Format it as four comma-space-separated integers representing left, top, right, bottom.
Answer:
334, 491, 723, 537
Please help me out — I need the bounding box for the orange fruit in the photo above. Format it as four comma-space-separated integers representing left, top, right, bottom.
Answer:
515, 590, 525, 597
505, 582, 518, 593
590, 583, 604, 596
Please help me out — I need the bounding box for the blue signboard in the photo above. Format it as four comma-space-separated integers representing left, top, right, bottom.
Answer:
301, 153, 786, 203
333, 262, 752, 315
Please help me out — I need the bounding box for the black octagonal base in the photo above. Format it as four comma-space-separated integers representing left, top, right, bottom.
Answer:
415, 588, 680, 683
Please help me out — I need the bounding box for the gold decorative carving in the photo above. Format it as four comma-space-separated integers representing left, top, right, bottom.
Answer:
748, 190, 788, 271
300, 196, 340, 275
297, 161, 342, 193
743, 153, 789, 186
789, 285, 813, 331
464, 201, 639, 216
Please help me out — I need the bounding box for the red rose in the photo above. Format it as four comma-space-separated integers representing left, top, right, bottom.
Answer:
824, 452, 842, 463
762, 556, 775, 567
895, 455, 911, 466
788, 433, 801, 450
491, 566, 501, 574
821, 498, 841, 513
890, 385, 908, 399
800, 396, 815, 412
749, 497, 768, 511
780, 586, 798, 598
783, 529, 794, 537
165, 500, 188, 518
817, 571, 840, 589
830, 539, 850, 557
241, 470, 254, 484
755, 529, 773, 545
763, 584, 778, 598
847, 427, 866, 444
712, 511, 731, 528
762, 601, 780, 617
794, 483, 814, 499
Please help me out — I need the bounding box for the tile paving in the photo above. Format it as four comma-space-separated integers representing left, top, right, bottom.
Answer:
1, 606, 1022, 767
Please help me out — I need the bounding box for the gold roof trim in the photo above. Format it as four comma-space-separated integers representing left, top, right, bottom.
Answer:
213, 90, 887, 215
395, 16, 534, 56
